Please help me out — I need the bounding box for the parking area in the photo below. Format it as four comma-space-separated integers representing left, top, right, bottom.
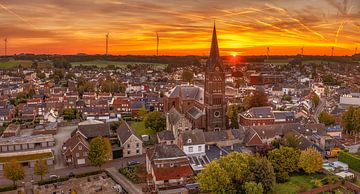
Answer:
34, 173, 120, 194
53, 125, 77, 169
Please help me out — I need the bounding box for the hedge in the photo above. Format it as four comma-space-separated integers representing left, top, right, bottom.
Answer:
338, 151, 360, 172
75, 170, 103, 178
0, 185, 17, 192
38, 177, 69, 185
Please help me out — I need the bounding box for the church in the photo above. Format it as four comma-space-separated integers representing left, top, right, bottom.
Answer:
163, 24, 227, 134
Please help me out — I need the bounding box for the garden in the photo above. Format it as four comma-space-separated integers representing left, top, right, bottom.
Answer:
118, 164, 147, 184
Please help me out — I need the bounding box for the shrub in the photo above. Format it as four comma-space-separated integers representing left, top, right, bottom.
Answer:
338, 151, 360, 172
38, 177, 69, 185
0, 185, 17, 192
75, 170, 103, 178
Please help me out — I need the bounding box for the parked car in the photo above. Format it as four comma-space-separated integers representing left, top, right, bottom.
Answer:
127, 160, 140, 166
49, 175, 59, 179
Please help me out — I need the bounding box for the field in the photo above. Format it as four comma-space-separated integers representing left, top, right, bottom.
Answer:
275, 173, 325, 194
0, 60, 52, 69
301, 60, 341, 65
71, 60, 168, 70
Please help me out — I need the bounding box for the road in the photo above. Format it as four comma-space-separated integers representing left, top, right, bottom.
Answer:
314, 97, 326, 123
106, 167, 143, 194
0, 154, 145, 187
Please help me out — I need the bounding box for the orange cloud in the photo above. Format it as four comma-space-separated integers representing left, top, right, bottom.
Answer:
0, 0, 359, 56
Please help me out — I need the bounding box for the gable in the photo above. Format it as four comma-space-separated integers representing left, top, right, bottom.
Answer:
247, 133, 263, 146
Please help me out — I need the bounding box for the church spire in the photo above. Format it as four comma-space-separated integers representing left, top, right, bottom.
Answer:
209, 23, 220, 61
207, 23, 222, 70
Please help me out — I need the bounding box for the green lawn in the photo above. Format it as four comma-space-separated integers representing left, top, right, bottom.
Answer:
71, 60, 167, 70
275, 173, 325, 194
130, 120, 156, 136
0, 60, 52, 69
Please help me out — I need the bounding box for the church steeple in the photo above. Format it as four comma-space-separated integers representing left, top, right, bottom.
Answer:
204, 23, 227, 132
207, 23, 222, 70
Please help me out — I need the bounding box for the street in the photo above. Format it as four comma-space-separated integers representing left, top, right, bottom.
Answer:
314, 97, 326, 123
0, 154, 145, 187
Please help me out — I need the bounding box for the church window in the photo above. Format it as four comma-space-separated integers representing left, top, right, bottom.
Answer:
214, 111, 220, 118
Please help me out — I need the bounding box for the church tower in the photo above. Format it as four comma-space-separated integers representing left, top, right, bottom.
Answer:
204, 24, 227, 131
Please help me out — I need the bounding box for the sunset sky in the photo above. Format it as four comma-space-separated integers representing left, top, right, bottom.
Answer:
0, 0, 359, 56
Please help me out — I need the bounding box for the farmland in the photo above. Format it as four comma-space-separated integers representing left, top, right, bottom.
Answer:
0, 60, 52, 69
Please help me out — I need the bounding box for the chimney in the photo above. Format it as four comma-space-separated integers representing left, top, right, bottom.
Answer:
220, 150, 222, 156
231, 145, 234, 151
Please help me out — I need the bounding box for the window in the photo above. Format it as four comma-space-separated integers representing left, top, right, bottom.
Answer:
170, 163, 174, 167
187, 139, 192, 143
136, 150, 140, 154
127, 151, 131, 155
214, 111, 220, 118
76, 153, 79, 158
189, 147, 193, 152
136, 143, 139, 148
78, 145, 82, 150
83, 152, 87, 157
198, 146, 202, 152
127, 144, 130, 148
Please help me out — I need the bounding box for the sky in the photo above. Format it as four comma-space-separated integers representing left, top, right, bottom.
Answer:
0, 0, 359, 56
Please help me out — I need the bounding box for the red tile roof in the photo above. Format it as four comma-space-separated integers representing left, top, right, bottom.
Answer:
153, 165, 193, 181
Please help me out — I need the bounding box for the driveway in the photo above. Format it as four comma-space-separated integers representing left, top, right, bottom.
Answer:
106, 167, 143, 194
53, 125, 77, 169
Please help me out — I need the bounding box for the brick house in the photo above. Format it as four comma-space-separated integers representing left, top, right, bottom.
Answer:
239, 106, 275, 126
62, 133, 90, 167
146, 144, 193, 190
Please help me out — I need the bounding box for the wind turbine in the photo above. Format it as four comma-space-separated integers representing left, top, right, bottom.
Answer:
105, 33, 109, 55
156, 32, 159, 56
4, 37, 7, 56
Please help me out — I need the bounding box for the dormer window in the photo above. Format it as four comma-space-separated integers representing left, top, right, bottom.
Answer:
187, 139, 192, 144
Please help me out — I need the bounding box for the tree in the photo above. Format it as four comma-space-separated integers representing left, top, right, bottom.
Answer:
138, 106, 148, 120
318, 112, 336, 126
280, 132, 301, 149
298, 148, 323, 174
31, 62, 38, 69
3, 160, 25, 186
248, 156, 275, 193
196, 152, 274, 193
37, 72, 46, 79
63, 108, 80, 120
144, 111, 166, 132
34, 159, 48, 181
196, 161, 234, 193
244, 91, 268, 110
53, 57, 71, 69
341, 106, 356, 134
244, 181, 264, 194
227, 105, 245, 129
53, 68, 65, 79
88, 137, 112, 170
312, 94, 320, 107
182, 70, 194, 83
268, 147, 300, 182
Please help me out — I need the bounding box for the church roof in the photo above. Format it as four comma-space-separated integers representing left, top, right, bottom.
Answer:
166, 85, 204, 103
